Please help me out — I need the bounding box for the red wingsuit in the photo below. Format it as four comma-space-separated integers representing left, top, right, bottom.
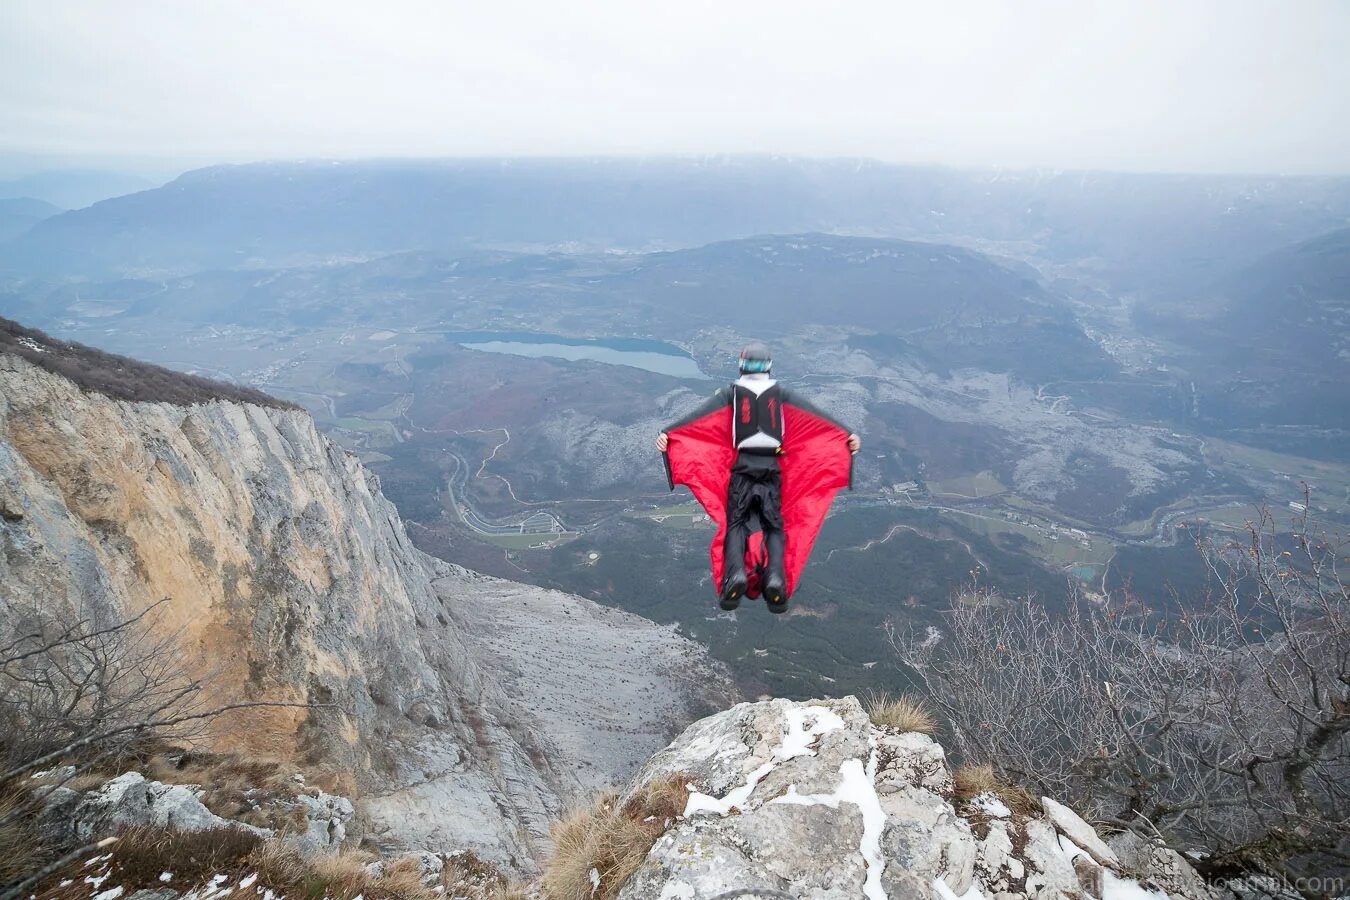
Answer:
662, 387, 853, 600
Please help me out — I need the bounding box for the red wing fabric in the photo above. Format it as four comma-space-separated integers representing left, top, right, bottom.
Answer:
663, 408, 736, 589
779, 404, 853, 595
665, 401, 852, 598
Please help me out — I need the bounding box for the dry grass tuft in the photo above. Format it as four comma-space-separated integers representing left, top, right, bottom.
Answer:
63, 772, 113, 792
953, 762, 1000, 799
245, 844, 407, 900
865, 692, 938, 735
620, 774, 688, 825
28, 823, 527, 900
247, 838, 308, 888
306, 851, 382, 900
542, 774, 691, 900
953, 763, 1041, 816
0, 779, 48, 886
101, 824, 265, 889
443, 851, 527, 899
31, 825, 262, 899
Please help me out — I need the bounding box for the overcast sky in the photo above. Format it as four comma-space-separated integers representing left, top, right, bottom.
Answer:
3, 0, 1348, 176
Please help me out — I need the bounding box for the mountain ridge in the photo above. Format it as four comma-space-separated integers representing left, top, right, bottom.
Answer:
6, 157, 1349, 297
0, 196, 62, 242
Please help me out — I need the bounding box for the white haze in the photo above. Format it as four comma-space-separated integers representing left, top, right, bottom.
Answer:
1, 0, 1348, 175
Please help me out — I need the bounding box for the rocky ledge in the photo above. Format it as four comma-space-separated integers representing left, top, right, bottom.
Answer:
616, 696, 1214, 900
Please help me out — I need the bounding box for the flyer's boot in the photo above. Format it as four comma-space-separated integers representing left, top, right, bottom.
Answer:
720, 521, 750, 610
763, 528, 788, 613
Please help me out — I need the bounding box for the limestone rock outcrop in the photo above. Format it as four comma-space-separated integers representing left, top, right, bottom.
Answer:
39, 772, 260, 844
617, 696, 1214, 900
0, 351, 734, 870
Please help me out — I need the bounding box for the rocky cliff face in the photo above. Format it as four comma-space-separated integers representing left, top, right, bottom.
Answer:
617, 696, 1215, 900
0, 351, 735, 870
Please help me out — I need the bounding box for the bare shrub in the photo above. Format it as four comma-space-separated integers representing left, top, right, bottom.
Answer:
891, 503, 1349, 886
865, 692, 938, 734
542, 774, 691, 900
0, 598, 314, 898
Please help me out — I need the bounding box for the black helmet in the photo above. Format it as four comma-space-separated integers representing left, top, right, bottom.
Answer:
738, 341, 772, 375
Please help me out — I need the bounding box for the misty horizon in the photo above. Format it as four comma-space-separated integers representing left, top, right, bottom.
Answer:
7, 152, 1350, 198
4, 0, 1349, 181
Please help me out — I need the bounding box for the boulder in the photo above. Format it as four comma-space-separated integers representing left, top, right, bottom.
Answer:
282, 790, 356, 855
44, 771, 358, 857
1040, 796, 1119, 868
1109, 831, 1219, 900
67, 773, 268, 842
612, 696, 1215, 900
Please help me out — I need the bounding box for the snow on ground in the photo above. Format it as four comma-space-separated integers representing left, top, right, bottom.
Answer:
1056, 834, 1171, 900
935, 876, 991, 900
683, 703, 844, 817
777, 704, 845, 760
970, 792, 1011, 818
1102, 870, 1172, 900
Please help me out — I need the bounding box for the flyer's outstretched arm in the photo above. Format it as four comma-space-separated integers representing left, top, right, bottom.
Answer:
660, 391, 737, 588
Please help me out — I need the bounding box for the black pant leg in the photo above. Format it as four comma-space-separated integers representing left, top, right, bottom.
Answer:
763, 528, 785, 585
758, 470, 785, 588
723, 471, 752, 586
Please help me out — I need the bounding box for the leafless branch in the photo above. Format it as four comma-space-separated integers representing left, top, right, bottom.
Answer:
890, 502, 1348, 886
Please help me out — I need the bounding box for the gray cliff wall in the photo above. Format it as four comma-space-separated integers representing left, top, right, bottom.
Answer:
0, 352, 735, 870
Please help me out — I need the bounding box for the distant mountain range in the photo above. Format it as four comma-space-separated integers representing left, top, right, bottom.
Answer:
1221, 225, 1350, 366
1129, 224, 1350, 443
607, 234, 1113, 380
4, 231, 1113, 383
0, 196, 61, 242
0, 168, 158, 210
4, 158, 1348, 299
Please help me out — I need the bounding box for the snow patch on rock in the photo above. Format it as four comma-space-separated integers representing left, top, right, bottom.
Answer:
772, 754, 888, 900
683, 702, 843, 817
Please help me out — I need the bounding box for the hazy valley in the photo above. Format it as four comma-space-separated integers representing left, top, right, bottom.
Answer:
4, 158, 1346, 703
